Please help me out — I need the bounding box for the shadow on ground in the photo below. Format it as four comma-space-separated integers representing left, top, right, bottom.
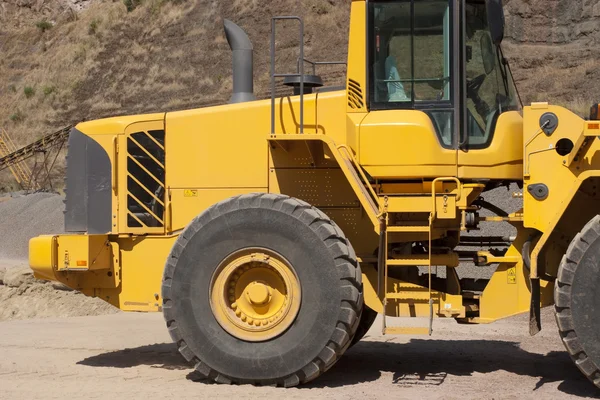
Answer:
78, 339, 598, 397
78, 343, 190, 370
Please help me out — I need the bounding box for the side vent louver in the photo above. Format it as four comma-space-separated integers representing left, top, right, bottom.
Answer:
347, 79, 364, 109
126, 130, 166, 228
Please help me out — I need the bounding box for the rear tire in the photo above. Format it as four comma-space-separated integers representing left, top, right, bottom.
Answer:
555, 215, 600, 388
162, 194, 362, 386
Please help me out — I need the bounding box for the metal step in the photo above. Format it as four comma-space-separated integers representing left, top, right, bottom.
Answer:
384, 327, 430, 335
387, 226, 430, 233
387, 253, 459, 267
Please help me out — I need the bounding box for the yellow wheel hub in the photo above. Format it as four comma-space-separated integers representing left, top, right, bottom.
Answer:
210, 249, 301, 342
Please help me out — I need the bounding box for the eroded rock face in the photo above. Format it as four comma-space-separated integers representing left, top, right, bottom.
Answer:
505, 0, 600, 45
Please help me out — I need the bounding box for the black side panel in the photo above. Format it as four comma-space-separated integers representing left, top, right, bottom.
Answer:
86, 135, 112, 234
64, 129, 88, 233
64, 128, 112, 234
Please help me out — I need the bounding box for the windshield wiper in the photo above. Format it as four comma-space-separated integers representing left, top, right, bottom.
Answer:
496, 46, 523, 108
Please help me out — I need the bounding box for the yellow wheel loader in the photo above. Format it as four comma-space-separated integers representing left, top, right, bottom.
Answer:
29, 0, 600, 388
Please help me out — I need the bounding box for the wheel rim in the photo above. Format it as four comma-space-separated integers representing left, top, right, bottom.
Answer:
210, 248, 301, 342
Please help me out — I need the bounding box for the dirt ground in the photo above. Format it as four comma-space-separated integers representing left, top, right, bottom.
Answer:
0, 308, 597, 400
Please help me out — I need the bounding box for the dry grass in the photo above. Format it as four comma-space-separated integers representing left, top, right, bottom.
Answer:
0, 0, 599, 190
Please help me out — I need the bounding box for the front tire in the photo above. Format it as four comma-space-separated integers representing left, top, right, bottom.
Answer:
555, 215, 600, 388
162, 194, 362, 386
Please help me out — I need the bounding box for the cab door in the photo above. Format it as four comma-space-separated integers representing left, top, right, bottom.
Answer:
457, 2, 523, 181
359, 0, 459, 180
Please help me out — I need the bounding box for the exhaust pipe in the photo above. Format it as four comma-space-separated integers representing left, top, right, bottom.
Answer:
224, 19, 256, 104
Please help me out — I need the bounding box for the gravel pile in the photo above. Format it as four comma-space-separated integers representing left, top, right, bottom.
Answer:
0, 193, 64, 260
0, 264, 119, 321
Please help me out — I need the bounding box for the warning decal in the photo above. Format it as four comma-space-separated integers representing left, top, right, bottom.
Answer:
507, 267, 517, 284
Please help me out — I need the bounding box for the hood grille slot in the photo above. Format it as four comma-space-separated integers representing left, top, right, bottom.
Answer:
126, 130, 165, 228
348, 79, 364, 109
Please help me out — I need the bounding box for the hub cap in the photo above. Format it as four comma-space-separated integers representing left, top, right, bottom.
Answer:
210, 249, 301, 342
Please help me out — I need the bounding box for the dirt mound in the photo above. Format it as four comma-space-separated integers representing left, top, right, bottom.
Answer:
0, 192, 64, 260
0, 264, 119, 321
0, 193, 118, 321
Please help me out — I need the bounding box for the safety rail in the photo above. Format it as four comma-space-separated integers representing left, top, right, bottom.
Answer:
270, 16, 305, 135
270, 17, 347, 135
297, 59, 347, 76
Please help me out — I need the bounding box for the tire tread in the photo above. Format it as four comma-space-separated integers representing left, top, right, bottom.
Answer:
161, 193, 362, 387
555, 215, 600, 387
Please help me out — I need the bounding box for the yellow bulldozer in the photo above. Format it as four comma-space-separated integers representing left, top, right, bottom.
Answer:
28, 0, 600, 388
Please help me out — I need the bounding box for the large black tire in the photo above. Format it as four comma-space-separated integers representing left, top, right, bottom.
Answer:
350, 304, 378, 347
162, 194, 362, 386
555, 215, 600, 388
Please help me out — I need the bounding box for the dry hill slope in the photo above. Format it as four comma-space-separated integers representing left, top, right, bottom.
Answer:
0, 0, 599, 188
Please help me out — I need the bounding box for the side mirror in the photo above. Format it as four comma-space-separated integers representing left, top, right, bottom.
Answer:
480, 33, 495, 74
486, 0, 505, 45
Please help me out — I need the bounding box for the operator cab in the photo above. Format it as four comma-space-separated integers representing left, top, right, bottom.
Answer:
355, 0, 523, 181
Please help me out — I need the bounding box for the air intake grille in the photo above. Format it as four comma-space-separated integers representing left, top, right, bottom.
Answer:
126, 130, 165, 228
348, 79, 364, 109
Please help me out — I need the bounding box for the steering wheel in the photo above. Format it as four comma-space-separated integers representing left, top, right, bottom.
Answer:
467, 74, 490, 119
467, 74, 486, 97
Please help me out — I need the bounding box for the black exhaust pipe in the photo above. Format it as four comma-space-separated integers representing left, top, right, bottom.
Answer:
224, 19, 256, 104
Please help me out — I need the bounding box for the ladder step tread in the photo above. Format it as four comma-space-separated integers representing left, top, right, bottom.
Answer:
387, 226, 430, 233
387, 257, 431, 266
385, 292, 433, 300
384, 327, 430, 335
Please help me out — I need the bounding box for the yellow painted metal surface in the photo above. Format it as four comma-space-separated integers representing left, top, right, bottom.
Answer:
165, 91, 346, 190
362, 265, 464, 318
384, 327, 430, 335
478, 224, 553, 323
346, 1, 368, 115
29, 235, 57, 281
95, 235, 176, 311
29, 234, 121, 290
523, 105, 600, 230
521, 105, 600, 277
76, 113, 165, 136
359, 110, 457, 179
30, 234, 113, 275
458, 111, 524, 180
170, 188, 266, 232
55, 234, 112, 272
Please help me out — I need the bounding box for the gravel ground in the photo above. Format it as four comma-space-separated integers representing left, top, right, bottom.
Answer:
0, 309, 595, 399
0, 192, 64, 260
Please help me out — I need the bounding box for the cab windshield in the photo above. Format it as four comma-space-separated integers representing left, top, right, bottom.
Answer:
368, 0, 521, 149
465, 3, 520, 148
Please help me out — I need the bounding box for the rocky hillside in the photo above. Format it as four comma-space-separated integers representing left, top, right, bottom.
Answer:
0, 0, 598, 189
503, 0, 600, 113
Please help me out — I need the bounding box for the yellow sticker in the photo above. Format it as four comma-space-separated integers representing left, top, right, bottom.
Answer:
184, 189, 198, 198
507, 267, 517, 284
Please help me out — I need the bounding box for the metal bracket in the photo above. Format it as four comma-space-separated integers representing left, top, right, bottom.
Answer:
527, 183, 549, 201
540, 112, 559, 136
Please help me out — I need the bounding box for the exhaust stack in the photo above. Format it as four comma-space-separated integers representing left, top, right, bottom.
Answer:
224, 19, 256, 104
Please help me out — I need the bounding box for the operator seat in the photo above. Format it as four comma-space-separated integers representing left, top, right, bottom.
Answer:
385, 55, 409, 102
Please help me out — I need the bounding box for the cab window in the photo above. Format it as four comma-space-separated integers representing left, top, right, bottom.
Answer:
369, 0, 454, 147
